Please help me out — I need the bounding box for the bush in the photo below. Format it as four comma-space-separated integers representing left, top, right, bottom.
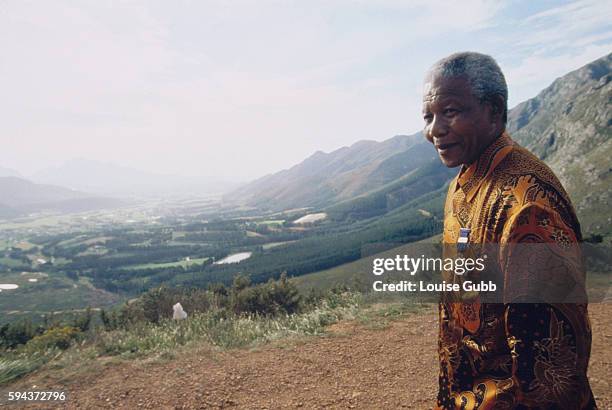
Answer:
112, 273, 302, 326
24, 326, 80, 352
230, 272, 301, 315
99, 309, 114, 331
0, 321, 39, 349
73, 307, 93, 332
113, 286, 217, 326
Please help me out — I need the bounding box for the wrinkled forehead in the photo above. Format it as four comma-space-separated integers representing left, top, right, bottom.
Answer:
422, 73, 472, 103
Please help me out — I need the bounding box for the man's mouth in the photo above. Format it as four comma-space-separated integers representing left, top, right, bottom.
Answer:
435, 142, 460, 154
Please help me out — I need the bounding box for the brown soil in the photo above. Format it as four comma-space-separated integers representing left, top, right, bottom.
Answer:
6, 304, 611, 409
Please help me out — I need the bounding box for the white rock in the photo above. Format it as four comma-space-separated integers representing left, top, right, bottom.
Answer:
172, 302, 187, 320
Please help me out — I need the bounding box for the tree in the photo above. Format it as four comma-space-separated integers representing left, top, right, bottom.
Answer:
73, 307, 93, 332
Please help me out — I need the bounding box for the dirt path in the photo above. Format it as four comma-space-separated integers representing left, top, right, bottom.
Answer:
7, 304, 612, 409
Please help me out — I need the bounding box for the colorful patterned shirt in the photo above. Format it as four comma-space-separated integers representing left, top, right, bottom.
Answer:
436, 132, 596, 409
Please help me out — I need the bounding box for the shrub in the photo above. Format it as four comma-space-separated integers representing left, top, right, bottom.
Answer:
0, 321, 38, 349
115, 286, 217, 326
99, 309, 114, 331
73, 307, 93, 332
114, 273, 302, 326
230, 272, 301, 315
24, 326, 80, 352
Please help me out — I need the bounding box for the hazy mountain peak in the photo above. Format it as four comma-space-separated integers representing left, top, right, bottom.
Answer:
225, 131, 435, 210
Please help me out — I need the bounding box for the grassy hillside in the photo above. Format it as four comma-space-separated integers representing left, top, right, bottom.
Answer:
293, 234, 442, 292
326, 159, 454, 222
507, 52, 611, 236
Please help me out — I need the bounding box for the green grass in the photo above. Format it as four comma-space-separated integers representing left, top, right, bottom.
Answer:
55, 236, 87, 248
57, 236, 112, 248
97, 295, 361, 356
0, 292, 364, 385
0, 215, 67, 230
171, 231, 187, 240
99, 252, 137, 260
293, 235, 441, 293
12, 241, 36, 251
0, 257, 29, 269
0, 272, 121, 324
51, 257, 71, 266
257, 220, 285, 226
123, 257, 209, 270
0, 352, 49, 385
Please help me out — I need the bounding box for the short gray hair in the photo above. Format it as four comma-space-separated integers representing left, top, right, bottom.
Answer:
427, 51, 508, 123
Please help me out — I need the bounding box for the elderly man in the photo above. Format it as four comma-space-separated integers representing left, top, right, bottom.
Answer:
422, 52, 596, 409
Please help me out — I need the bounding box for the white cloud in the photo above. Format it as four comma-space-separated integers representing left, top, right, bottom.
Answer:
1, 0, 608, 181
0, 0, 506, 179
505, 44, 611, 106
516, 0, 612, 51
498, 0, 612, 106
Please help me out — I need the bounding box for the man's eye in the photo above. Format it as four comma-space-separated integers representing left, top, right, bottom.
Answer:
444, 108, 458, 115
423, 114, 433, 123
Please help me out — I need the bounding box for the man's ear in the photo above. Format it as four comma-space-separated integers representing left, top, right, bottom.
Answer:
489, 94, 505, 124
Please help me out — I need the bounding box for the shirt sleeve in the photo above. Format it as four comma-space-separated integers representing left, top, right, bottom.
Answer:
499, 204, 593, 408
499, 203, 585, 303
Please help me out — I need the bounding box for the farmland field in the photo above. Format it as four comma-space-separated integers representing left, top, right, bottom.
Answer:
0, 186, 461, 325
124, 257, 209, 270
0, 200, 347, 324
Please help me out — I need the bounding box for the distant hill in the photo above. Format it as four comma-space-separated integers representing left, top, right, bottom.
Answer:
32, 159, 240, 198
228, 53, 611, 236
326, 158, 454, 222
225, 133, 442, 210
0, 176, 125, 219
507, 52, 611, 235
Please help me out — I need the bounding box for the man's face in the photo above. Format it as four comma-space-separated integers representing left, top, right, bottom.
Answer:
422, 74, 498, 168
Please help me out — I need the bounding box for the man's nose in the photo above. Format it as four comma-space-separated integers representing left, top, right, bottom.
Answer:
430, 115, 449, 138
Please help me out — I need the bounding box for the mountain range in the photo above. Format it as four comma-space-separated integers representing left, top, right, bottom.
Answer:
225, 133, 443, 210
227, 53, 612, 236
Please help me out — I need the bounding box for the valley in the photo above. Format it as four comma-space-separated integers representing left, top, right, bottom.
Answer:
1, 53, 611, 327
0, 186, 443, 325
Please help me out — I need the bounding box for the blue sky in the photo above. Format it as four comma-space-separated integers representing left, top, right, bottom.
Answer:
0, 0, 610, 180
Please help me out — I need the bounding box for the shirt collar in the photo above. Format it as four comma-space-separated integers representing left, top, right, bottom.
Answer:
456, 132, 514, 202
